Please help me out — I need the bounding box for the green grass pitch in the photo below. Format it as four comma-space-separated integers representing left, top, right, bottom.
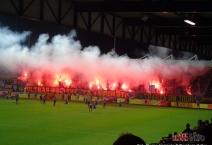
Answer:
0, 98, 211, 145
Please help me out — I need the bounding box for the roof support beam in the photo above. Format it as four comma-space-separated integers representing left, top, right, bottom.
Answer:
123, 18, 212, 27
157, 28, 212, 36
74, 1, 212, 13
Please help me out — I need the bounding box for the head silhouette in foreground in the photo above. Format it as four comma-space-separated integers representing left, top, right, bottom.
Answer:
113, 133, 146, 145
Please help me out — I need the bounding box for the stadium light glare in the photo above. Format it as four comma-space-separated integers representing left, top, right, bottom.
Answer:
184, 20, 195, 25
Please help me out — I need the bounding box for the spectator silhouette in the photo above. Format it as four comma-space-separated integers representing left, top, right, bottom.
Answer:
193, 120, 202, 132
205, 120, 209, 125
113, 133, 146, 145
162, 133, 172, 143
182, 123, 193, 133
196, 124, 212, 144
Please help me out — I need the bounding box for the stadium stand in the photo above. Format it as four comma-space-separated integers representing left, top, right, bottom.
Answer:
151, 118, 212, 145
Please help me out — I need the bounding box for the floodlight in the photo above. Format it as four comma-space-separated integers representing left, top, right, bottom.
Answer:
184, 20, 195, 25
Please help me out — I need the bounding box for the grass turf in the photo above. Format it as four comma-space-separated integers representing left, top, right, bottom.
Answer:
0, 97, 211, 145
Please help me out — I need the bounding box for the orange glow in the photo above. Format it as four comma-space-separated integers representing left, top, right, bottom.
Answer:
113, 83, 116, 87
186, 86, 192, 95
122, 84, 128, 90
95, 79, 99, 85
89, 83, 92, 88
64, 80, 71, 86
187, 89, 192, 95
154, 83, 160, 89
20, 66, 206, 94
64, 79, 71, 86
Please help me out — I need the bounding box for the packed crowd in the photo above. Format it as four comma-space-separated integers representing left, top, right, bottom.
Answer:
113, 118, 212, 145
1, 68, 212, 98
157, 118, 212, 144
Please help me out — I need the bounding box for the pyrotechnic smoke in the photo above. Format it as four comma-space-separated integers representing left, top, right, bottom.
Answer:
0, 26, 209, 91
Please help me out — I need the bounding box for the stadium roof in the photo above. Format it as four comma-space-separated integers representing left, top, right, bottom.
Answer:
1, 0, 212, 59
70, 0, 212, 44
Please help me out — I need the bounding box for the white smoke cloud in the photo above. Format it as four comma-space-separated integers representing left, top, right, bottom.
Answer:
0, 26, 209, 90
0, 27, 30, 48
148, 45, 172, 59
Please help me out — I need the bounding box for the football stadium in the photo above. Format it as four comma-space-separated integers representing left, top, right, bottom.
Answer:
1, 0, 212, 145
